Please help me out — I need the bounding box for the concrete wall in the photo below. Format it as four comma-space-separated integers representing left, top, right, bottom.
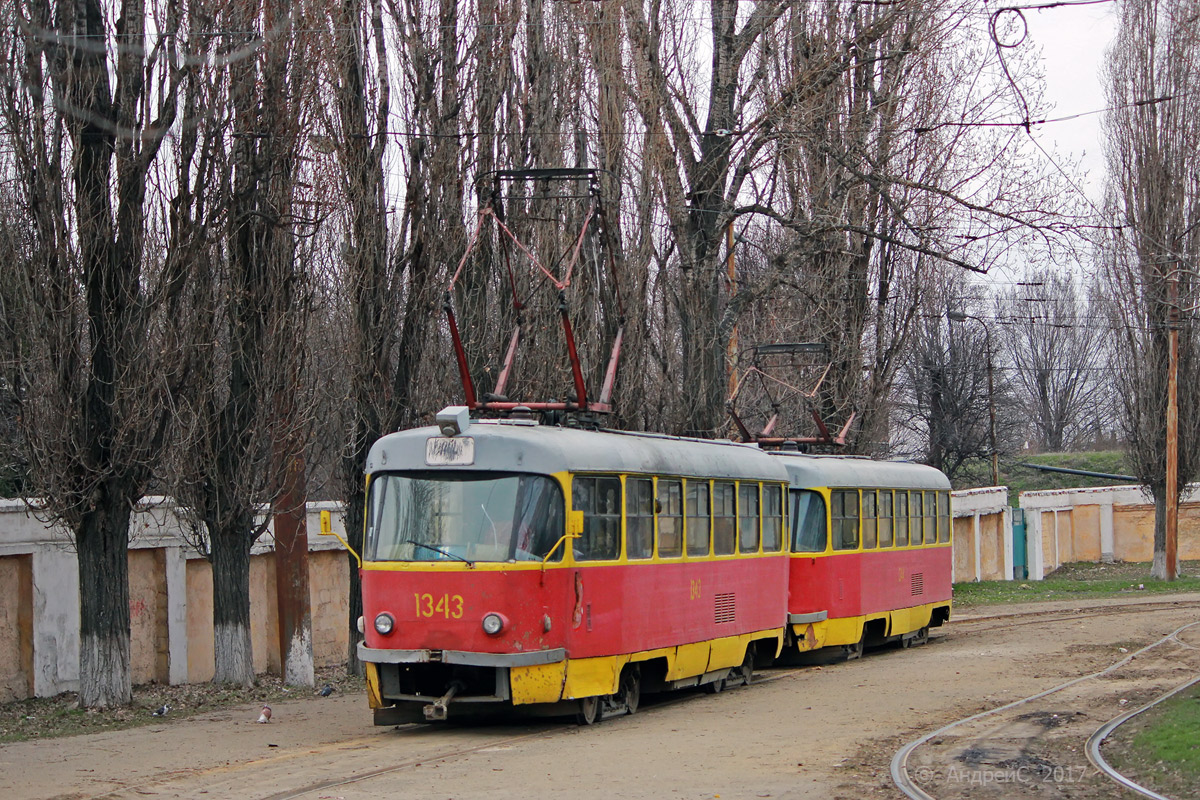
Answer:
949, 487, 1011, 583
1021, 484, 1200, 579
0, 499, 351, 700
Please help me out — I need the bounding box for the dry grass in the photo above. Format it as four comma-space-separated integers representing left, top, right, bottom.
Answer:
0, 665, 363, 744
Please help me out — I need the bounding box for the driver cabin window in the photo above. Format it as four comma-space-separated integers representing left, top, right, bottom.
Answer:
791, 490, 827, 553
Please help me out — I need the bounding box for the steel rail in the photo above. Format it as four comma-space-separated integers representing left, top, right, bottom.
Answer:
890, 620, 1200, 800
1085, 672, 1200, 800
952, 597, 1200, 628
260, 671, 795, 800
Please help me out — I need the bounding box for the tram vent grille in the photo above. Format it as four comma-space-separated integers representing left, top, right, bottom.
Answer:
911, 573, 924, 596
714, 593, 736, 624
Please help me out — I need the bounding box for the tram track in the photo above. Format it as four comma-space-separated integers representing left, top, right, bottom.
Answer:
950, 596, 1200, 631
247, 670, 802, 800
890, 617, 1200, 800
1084, 672, 1200, 800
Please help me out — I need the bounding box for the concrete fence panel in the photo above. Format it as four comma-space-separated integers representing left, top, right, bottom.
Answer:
0, 498, 351, 700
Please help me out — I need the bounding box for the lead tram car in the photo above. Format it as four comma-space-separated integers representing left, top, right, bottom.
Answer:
358, 408, 792, 724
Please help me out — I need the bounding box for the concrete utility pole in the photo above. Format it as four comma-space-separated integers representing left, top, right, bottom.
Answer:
1166, 275, 1179, 581
948, 310, 1000, 488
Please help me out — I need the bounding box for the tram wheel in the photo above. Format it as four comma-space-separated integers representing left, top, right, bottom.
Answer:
702, 676, 725, 694
575, 695, 600, 725
843, 634, 865, 661
620, 666, 641, 715
903, 626, 930, 648
734, 651, 754, 686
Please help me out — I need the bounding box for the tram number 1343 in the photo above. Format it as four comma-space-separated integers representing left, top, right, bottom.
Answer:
414, 593, 465, 619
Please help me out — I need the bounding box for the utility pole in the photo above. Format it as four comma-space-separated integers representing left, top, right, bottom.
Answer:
1166, 273, 1179, 581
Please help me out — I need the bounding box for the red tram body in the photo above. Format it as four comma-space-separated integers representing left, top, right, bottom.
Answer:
775, 454, 953, 656
354, 412, 952, 724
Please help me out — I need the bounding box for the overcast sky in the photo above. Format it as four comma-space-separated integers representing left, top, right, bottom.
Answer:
1022, 2, 1118, 203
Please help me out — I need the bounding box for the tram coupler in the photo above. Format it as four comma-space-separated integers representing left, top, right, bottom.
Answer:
423, 681, 464, 721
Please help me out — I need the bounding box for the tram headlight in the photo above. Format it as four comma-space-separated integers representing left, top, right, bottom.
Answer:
374, 612, 395, 635
356, 616, 366, 635
481, 612, 506, 635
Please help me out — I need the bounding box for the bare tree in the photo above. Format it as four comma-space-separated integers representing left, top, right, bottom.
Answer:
0, 0, 189, 707
621, 1, 1075, 442
893, 276, 1018, 479
166, 0, 322, 687
1099, 0, 1200, 579
995, 268, 1108, 451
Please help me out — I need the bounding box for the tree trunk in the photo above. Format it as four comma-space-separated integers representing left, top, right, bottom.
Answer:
1151, 487, 1167, 580
77, 495, 132, 708
211, 522, 254, 687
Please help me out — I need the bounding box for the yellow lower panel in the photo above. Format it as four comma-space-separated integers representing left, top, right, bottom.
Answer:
510, 661, 568, 705
563, 655, 626, 699
669, 642, 710, 680
365, 662, 383, 709
708, 633, 752, 671
823, 616, 866, 648
816, 601, 946, 650
891, 603, 936, 636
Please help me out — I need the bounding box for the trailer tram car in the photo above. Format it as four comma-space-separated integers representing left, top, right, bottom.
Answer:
358, 410, 793, 724
774, 453, 953, 659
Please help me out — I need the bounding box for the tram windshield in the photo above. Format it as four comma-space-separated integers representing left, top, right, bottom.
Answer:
366, 472, 565, 563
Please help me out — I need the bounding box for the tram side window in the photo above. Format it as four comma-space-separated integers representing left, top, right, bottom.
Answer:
937, 491, 952, 543
626, 478, 654, 560
762, 484, 783, 552
737, 483, 760, 553
923, 491, 937, 544
878, 490, 893, 547
895, 490, 909, 546
791, 490, 827, 552
908, 491, 920, 544
658, 479, 684, 558
572, 476, 621, 561
831, 490, 859, 550
861, 490, 877, 549
686, 481, 711, 556
713, 481, 737, 555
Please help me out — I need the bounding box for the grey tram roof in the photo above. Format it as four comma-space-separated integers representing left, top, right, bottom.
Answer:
771, 451, 951, 491
366, 420, 949, 490
366, 421, 790, 482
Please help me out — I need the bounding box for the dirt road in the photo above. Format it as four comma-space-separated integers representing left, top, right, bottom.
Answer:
4, 594, 1198, 800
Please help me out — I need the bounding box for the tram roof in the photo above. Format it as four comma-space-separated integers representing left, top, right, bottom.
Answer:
770, 452, 950, 491
367, 421, 791, 482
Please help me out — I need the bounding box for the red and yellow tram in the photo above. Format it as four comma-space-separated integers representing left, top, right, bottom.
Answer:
775, 453, 953, 658
357, 409, 792, 724
352, 408, 953, 724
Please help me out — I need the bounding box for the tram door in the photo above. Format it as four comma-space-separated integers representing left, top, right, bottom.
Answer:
1011, 508, 1027, 580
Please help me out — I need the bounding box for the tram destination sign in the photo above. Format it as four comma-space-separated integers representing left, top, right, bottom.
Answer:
426, 436, 475, 466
